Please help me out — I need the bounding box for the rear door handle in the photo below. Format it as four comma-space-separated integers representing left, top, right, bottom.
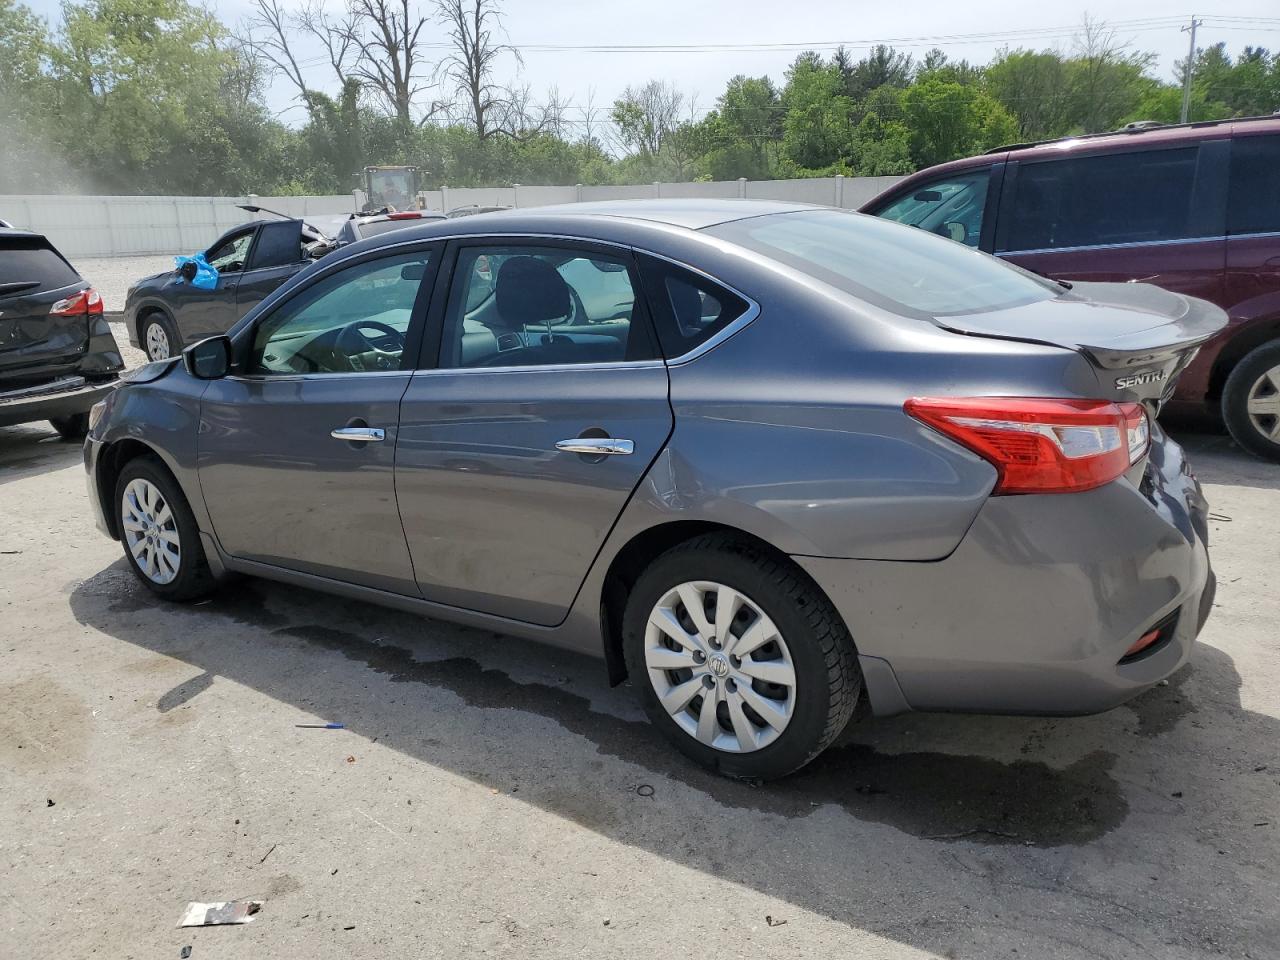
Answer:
555, 438, 634, 456
331, 427, 385, 442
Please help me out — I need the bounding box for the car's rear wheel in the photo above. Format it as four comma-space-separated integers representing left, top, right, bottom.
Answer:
114, 455, 216, 601
49, 413, 89, 440
141, 312, 177, 362
622, 534, 860, 780
1222, 340, 1280, 463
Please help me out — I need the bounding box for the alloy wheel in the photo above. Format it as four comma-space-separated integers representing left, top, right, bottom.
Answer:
145, 322, 170, 361
121, 478, 181, 584
644, 581, 797, 753
1246, 364, 1280, 442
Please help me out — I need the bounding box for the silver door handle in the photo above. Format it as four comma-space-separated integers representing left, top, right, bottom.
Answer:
555, 438, 634, 456
331, 427, 385, 442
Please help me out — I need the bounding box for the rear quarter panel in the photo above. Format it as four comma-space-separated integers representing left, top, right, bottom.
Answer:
613, 254, 1103, 561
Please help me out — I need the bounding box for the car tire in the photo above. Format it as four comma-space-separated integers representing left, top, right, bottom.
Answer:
114, 455, 217, 602
49, 413, 89, 440
622, 533, 861, 780
1222, 339, 1280, 463
140, 312, 178, 362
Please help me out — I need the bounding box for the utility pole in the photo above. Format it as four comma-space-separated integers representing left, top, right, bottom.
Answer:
1180, 15, 1204, 124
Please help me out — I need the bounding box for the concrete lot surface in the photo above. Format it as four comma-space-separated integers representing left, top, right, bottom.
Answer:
1, 421, 1277, 960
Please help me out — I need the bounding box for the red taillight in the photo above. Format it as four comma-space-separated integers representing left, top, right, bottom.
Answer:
1124, 627, 1163, 659
905, 397, 1151, 495
50, 287, 103, 317
387, 212, 422, 220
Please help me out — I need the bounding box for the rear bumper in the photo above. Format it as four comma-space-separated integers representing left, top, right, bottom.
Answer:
0, 376, 117, 428
796, 429, 1213, 717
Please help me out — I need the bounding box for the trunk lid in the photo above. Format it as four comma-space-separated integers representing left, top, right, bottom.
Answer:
934, 280, 1227, 405
0, 234, 91, 384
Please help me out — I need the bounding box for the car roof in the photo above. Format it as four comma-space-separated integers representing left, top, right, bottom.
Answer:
441, 198, 821, 231
987, 113, 1280, 158
0, 227, 45, 241
320, 197, 836, 271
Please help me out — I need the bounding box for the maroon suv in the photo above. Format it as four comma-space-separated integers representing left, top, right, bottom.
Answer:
862, 116, 1280, 461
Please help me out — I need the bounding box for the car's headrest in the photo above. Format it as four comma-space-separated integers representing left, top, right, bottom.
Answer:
495, 256, 570, 330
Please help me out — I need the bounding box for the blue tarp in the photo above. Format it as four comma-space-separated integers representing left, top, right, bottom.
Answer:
174, 252, 219, 290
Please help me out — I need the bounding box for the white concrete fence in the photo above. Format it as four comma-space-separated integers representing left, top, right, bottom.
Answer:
0, 175, 903, 260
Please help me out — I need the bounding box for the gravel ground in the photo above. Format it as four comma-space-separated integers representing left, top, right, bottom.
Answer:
0, 419, 1277, 960
76, 255, 174, 313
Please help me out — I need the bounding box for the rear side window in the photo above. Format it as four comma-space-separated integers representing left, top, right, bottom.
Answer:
1002, 148, 1201, 252
638, 257, 750, 358
0, 237, 81, 292
1228, 135, 1280, 236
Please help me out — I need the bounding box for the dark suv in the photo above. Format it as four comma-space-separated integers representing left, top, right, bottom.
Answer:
863, 115, 1280, 461
0, 228, 122, 438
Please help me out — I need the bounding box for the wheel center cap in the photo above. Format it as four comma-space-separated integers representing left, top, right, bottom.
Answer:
708, 654, 730, 678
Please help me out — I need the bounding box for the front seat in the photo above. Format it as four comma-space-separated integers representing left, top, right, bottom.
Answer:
493, 256, 571, 334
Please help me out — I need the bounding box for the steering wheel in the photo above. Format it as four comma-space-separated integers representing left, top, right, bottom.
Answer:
335, 320, 406, 371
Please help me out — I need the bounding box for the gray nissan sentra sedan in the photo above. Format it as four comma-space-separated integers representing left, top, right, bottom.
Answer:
84, 199, 1223, 780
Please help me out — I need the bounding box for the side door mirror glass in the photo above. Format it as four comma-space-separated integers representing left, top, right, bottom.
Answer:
943, 221, 967, 243
184, 335, 232, 379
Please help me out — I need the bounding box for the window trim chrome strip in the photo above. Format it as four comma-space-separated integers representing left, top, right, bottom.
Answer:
998, 234, 1227, 257
246, 230, 764, 377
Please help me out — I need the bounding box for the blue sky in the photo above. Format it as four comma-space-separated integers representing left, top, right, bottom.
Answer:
20, 0, 1280, 126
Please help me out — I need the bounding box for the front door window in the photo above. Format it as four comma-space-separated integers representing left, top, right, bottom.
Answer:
875, 169, 991, 247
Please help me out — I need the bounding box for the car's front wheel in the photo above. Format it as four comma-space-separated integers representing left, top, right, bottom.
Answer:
141, 313, 178, 362
114, 455, 217, 601
623, 534, 861, 780
1222, 340, 1280, 463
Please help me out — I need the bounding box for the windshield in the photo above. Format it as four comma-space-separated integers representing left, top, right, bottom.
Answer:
708, 209, 1058, 317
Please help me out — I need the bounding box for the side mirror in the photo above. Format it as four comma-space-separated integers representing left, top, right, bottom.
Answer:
183, 336, 232, 380
943, 221, 967, 243
179, 261, 198, 282
400, 262, 426, 281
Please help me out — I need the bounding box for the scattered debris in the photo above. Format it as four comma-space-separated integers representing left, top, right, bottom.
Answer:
1208, 513, 1232, 522
180, 947, 191, 959
603, 919, 610, 927
0, 549, 22, 555
330, 868, 338, 876
343, 925, 355, 931
296, 723, 344, 729
765, 915, 787, 927
46, 798, 55, 808
1255, 821, 1270, 827
635, 784, 655, 799
178, 901, 262, 927
1157, 679, 1170, 686
259, 844, 277, 865
1255, 765, 1268, 772
345, 756, 356, 764
1172, 791, 1183, 798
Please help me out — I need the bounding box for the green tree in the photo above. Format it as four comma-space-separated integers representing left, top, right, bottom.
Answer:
780, 54, 854, 172
901, 77, 1018, 168
696, 75, 782, 179
0, 0, 58, 192
986, 50, 1073, 140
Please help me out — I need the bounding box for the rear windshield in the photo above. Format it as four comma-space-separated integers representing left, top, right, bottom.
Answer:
707, 209, 1057, 317
0, 237, 81, 292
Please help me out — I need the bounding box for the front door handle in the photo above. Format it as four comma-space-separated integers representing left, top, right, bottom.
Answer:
331, 426, 385, 442
555, 438, 634, 456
